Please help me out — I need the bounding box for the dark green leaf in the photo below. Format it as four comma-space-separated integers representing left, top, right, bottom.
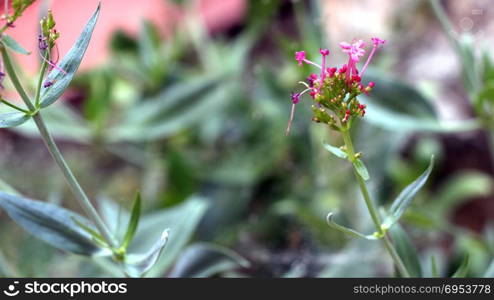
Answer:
0, 112, 30, 128
1, 34, 31, 55
354, 159, 370, 181
0, 191, 105, 256
169, 243, 249, 278
323, 141, 347, 159
389, 225, 422, 277
452, 255, 470, 278
383, 156, 434, 228
40, 4, 100, 108
121, 192, 141, 250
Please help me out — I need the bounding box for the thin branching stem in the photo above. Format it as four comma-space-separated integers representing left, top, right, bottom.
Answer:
341, 128, 411, 277
0, 44, 118, 249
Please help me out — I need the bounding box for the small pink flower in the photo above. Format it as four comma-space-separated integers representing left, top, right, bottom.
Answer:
339, 40, 366, 62
319, 48, 330, 56
295, 51, 306, 66
371, 37, 386, 46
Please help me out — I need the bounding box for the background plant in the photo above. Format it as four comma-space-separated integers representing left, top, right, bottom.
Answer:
0, 0, 493, 278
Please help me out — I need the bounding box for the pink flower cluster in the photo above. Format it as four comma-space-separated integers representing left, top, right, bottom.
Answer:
286, 38, 385, 135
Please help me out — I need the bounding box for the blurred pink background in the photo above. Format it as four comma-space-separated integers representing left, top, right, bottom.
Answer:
3, 0, 246, 74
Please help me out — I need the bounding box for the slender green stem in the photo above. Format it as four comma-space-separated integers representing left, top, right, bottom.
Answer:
1, 99, 30, 114
0, 44, 117, 249
341, 129, 411, 277
34, 60, 48, 107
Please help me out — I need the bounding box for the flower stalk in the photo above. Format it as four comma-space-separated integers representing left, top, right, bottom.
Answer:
341, 128, 410, 277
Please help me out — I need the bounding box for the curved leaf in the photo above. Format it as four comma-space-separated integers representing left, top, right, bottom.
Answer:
125, 229, 169, 277
452, 255, 470, 278
326, 212, 378, 240
40, 5, 100, 108
0, 191, 105, 256
128, 196, 209, 277
168, 243, 249, 278
0, 112, 30, 128
383, 156, 434, 228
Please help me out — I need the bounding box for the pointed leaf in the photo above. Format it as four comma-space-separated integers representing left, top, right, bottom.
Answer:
354, 159, 370, 181
121, 192, 141, 250
0, 112, 30, 128
168, 243, 249, 278
323, 141, 347, 159
0, 191, 105, 256
40, 5, 100, 108
128, 196, 209, 277
326, 212, 378, 240
389, 224, 422, 277
431, 255, 439, 277
383, 156, 434, 228
452, 255, 470, 278
125, 229, 169, 277
1, 34, 31, 55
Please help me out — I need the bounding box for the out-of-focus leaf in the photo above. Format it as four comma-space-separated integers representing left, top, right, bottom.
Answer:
0, 191, 105, 256
40, 5, 100, 108
1, 34, 31, 55
383, 157, 434, 228
484, 260, 494, 278
431, 255, 439, 277
326, 212, 377, 240
168, 243, 249, 278
128, 196, 209, 277
121, 192, 141, 250
0, 178, 19, 195
389, 225, 422, 277
108, 77, 227, 142
431, 171, 492, 216
323, 141, 347, 159
125, 229, 169, 277
0, 112, 30, 128
452, 255, 470, 278
354, 159, 370, 181
14, 104, 91, 142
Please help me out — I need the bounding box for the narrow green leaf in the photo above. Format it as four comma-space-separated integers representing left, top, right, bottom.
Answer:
452, 255, 470, 278
326, 212, 377, 240
431, 255, 439, 277
354, 159, 370, 181
0, 112, 30, 128
0, 191, 105, 256
383, 156, 434, 228
40, 4, 100, 108
389, 225, 422, 277
71, 216, 106, 245
323, 141, 347, 159
121, 192, 141, 250
1, 34, 31, 55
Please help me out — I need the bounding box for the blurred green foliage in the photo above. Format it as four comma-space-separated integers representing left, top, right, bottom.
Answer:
0, 0, 493, 277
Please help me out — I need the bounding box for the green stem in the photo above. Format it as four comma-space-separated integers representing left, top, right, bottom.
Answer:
0, 44, 117, 249
0, 99, 30, 114
341, 129, 411, 277
34, 60, 48, 107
